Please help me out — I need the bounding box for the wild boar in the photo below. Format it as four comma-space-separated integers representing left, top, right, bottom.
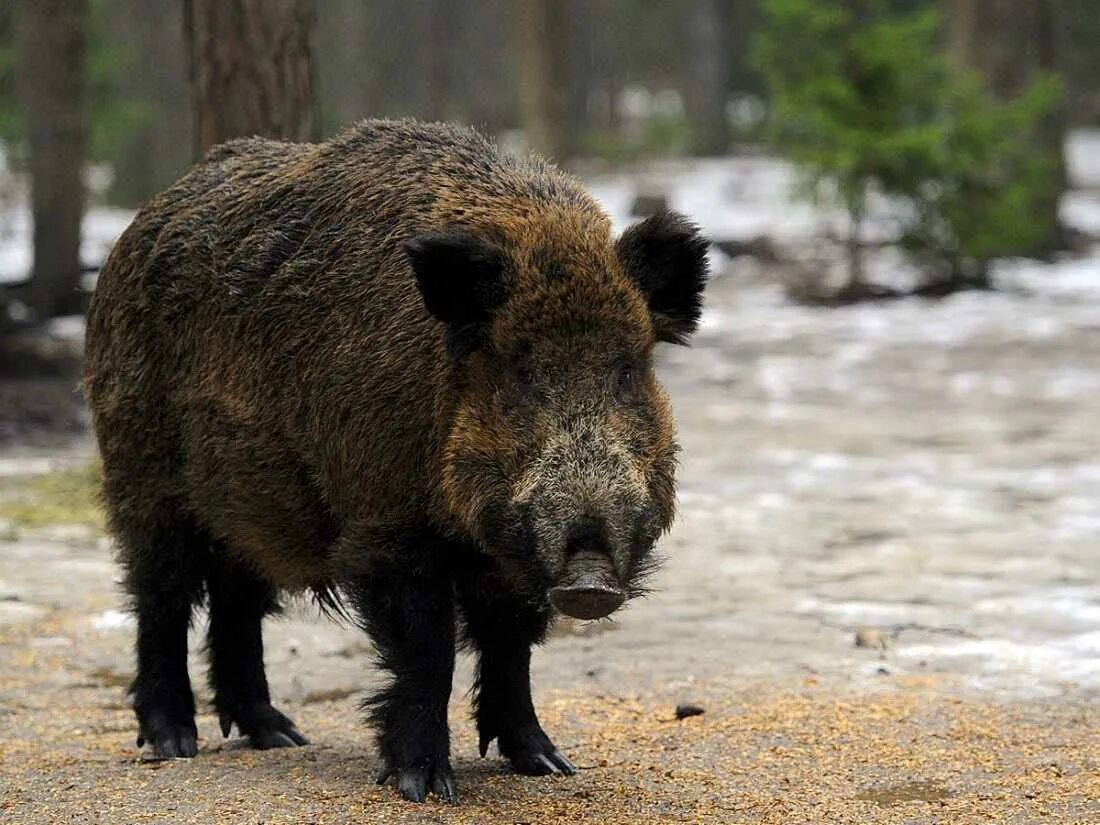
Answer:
83, 119, 707, 803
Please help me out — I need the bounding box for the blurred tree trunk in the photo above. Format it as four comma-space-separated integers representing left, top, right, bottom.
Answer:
943, 0, 979, 73
726, 0, 756, 103
315, 0, 373, 130
942, 0, 1066, 251
185, 0, 319, 159
461, 0, 518, 133
510, 0, 571, 161
421, 0, 454, 120
567, 0, 593, 147
684, 0, 730, 155
14, 0, 89, 321
1029, 0, 1070, 231
106, 0, 192, 206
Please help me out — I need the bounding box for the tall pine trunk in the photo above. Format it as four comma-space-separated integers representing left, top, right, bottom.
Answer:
185, 0, 319, 160
14, 0, 88, 320
510, 0, 572, 162
684, 0, 729, 156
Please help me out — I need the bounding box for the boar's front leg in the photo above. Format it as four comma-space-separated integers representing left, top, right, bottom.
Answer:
347, 536, 457, 804
206, 553, 308, 749
457, 568, 576, 776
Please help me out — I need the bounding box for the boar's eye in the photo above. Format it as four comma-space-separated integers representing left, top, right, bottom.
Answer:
613, 360, 640, 399
504, 343, 539, 401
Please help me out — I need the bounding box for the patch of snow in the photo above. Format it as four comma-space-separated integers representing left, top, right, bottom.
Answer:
753, 493, 789, 509
948, 372, 1017, 397
1041, 368, 1100, 401
44, 314, 85, 340
995, 250, 1100, 299
92, 609, 134, 631
807, 453, 852, 472
0, 457, 64, 477
1066, 128, 1100, 189
0, 600, 48, 626
0, 206, 134, 286
586, 154, 900, 245
899, 636, 1100, 694
1061, 190, 1100, 236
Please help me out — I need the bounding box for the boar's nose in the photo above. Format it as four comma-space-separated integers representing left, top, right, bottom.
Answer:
548, 551, 625, 620
548, 521, 625, 620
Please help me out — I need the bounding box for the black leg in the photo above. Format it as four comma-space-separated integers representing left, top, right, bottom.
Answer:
124, 515, 207, 759
206, 554, 307, 749
348, 540, 457, 804
457, 567, 575, 776
132, 593, 199, 758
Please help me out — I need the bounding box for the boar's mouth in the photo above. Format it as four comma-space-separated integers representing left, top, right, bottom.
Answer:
548, 550, 626, 620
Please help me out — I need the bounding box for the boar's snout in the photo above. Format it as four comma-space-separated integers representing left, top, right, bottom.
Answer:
548, 572, 625, 620
548, 523, 626, 620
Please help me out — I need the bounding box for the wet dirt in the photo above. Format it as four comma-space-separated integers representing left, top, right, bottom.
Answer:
1, 258, 1099, 822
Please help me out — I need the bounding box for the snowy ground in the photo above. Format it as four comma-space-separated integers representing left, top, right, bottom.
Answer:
655, 262, 1100, 699
586, 128, 1100, 240
0, 137, 1098, 821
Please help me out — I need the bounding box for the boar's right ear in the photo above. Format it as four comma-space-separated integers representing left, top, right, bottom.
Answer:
404, 231, 510, 359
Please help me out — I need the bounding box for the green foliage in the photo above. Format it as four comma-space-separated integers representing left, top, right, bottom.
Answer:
752, 0, 941, 208
752, 0, 1064, 283
0, 461, 103, 534
904, 73, 1064, 277
0, 1, 151, 166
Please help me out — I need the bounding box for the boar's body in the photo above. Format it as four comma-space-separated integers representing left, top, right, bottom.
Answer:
89, 123, 590, 589
84, 120, 707, 803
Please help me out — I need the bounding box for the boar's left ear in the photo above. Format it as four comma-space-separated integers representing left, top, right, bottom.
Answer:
615, 210, 709, 345
404, 231, 510, 359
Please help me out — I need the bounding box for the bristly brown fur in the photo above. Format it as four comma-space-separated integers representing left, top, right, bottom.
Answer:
83, 118, 707, 801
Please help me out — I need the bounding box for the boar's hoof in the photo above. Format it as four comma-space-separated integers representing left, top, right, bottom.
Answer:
250, 726, 309, 750
511, 747, 577, 777
497, 725, 577, 776
137, 712, 198, 760
548, 579, 625, 620
219, 702, 309, 750
376, 759, 458, 804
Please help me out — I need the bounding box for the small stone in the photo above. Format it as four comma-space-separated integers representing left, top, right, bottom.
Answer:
675, 703, 705, 720
854, 628, 888, 651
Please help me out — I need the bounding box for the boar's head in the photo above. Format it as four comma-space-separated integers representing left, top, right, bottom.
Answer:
406, 209, 708, 619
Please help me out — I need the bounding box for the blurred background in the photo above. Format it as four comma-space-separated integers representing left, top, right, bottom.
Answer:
1, 1, 1098, 331
2, 3, 1100, 820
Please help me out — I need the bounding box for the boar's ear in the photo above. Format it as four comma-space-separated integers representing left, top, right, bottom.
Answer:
616, 210, 709, 345
404, 231, 510, 359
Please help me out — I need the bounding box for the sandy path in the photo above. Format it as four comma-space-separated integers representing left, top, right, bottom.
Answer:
2, 255, 1099, 822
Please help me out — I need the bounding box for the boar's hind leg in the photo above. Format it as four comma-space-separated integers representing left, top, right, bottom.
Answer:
457, 571, 576, 777
122, 512, 207, 759
206, 553, 308, 749
347, 537, 457, 804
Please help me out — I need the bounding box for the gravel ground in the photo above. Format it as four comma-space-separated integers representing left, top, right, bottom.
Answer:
1, 252, 1099, 822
